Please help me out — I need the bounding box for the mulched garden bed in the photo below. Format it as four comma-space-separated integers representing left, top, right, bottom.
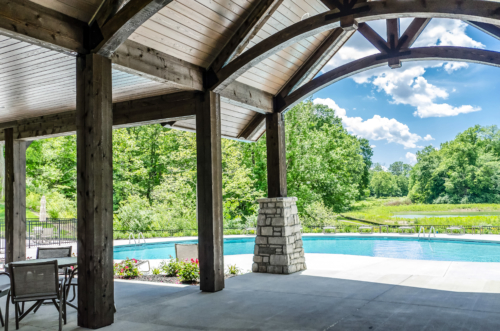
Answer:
114, 273, 238, 285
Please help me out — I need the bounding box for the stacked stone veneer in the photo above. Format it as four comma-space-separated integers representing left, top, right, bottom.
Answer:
252, 197, 306, 274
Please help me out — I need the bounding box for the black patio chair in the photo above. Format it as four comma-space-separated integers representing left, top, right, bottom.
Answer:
36, 246, 72, 259
6, 260, 66, 331
0, 272, 11, 327
63, 267, 78, 310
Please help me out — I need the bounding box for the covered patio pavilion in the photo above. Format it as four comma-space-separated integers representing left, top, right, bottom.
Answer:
1, 0, 500, 329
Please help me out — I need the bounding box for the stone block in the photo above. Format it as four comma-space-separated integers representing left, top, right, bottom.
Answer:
282, 244, 294, 254
261, 208, 276, 214
268, 237, 287, 245
272, 217, 285, 226
255, 236, 268, 245
263, 257, 269, 263
259, 265, 267, 272
267, 265, 283, 274
252, 263, 259, 272
257, 214, 266, 226
267, 202, 275, 208
283, 265, 297, 274
261, 227, 273, 236
270, 254, 288, 266
253, 256, 263, 263
291, 205, 298, 214
258, 246, 276, 255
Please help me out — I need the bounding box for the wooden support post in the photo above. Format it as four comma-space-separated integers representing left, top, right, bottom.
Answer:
196, 91, 224, 292
266, 112, 287, 198
4, 128, 26, 263
76, 53, 114, 328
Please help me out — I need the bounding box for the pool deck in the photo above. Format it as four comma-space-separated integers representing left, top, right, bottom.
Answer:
11, 252, 500, 330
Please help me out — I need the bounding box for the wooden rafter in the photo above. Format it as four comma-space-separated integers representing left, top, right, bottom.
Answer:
90, 0, 174, 57
278, 28, 352, 98
398, 18, 431, 49
357, 22, 390, 53
207, 0, 500, 93
0, 0, 85, 55
466, 21, 500, 41
276, 46, 500, 113
0, 91, 200, 141
238, 114, 266, 140
210, 0, 283, 73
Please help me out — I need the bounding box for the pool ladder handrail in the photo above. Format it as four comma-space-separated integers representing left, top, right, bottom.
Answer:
128, 233, 136, 245
428, 226, 436, 239
418, 226, 426, 238
128, 232, 146, 245
137, 232, 146, 244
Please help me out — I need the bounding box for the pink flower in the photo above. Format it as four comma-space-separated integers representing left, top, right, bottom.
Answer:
125, 266, 129, 269
120, 269, 124, 273
132, 259, 137, 263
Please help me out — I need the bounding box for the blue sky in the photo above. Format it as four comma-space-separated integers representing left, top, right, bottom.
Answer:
311, 19, 500, 168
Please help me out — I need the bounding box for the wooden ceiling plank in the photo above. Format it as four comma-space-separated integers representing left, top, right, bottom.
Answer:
237, 113, 265, 140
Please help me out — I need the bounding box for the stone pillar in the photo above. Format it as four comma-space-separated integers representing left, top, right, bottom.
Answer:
252, 197, 306, 274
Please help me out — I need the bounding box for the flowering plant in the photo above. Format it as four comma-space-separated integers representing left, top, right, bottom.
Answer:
177, 258, 199, 283
159, 256, 182, 276
114, 258, 141, 278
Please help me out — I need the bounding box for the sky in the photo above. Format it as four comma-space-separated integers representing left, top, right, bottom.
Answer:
310, 18, 500, 168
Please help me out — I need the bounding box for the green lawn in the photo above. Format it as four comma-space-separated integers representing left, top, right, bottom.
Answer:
344, 197, 500, 226
0, 203, 38, 219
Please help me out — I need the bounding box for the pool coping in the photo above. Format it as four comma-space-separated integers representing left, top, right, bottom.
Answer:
113, 233, 500, 250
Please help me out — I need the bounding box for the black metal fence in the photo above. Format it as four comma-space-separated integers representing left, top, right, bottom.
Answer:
0, 218, 77, 250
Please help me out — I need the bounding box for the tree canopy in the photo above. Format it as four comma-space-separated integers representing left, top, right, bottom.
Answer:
409, 125, 500, 204
18, 101, 372, 229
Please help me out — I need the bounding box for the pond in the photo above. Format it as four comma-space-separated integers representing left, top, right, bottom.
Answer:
391, 211, 500, 219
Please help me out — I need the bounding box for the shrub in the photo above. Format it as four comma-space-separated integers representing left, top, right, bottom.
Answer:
159, 256, 182, 276
177, 259, 199, 283
226, 264, 241, 275
152, 268, 161, 275
114, 258, 141, 278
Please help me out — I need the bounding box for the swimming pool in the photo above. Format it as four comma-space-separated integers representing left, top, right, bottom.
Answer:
113, 236, 500, 263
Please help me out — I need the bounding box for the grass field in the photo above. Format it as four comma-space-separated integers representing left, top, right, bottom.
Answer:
344, 197, 500, 226
0, 203, 38, 219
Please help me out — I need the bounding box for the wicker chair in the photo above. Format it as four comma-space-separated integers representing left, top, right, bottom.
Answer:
6, 260, 65, 331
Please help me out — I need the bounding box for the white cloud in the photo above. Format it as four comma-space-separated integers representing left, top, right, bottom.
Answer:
406, 152, 417, 164
423, 134, 434, 141
313, 98, 427, 149
444, 62, 469, 73
321, 19, 483, 118
368, 66, 481, 118
371, 145, 376, 148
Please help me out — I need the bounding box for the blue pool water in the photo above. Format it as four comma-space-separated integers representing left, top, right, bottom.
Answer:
113, 236, 500, 262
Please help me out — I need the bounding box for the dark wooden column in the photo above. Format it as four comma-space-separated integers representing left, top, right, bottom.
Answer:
4, 128, 26, 263
76, 53, 114, 328
266, 112, 287, 198
196, 91, 224, 292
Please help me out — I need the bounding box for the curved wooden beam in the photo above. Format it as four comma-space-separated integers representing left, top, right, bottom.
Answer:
276, 46, 500, 113
207, 0, 500, 93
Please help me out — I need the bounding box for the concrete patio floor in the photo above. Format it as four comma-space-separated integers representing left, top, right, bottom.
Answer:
7, 253, 500, 331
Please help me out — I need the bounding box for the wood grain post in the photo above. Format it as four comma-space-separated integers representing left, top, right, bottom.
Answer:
76, 53, 114, 328
266, 112, 287, 198
4, 128, 26, 263
196, 91, 224, 292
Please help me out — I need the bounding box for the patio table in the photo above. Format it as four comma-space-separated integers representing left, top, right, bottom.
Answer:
6, 257, 77, 269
